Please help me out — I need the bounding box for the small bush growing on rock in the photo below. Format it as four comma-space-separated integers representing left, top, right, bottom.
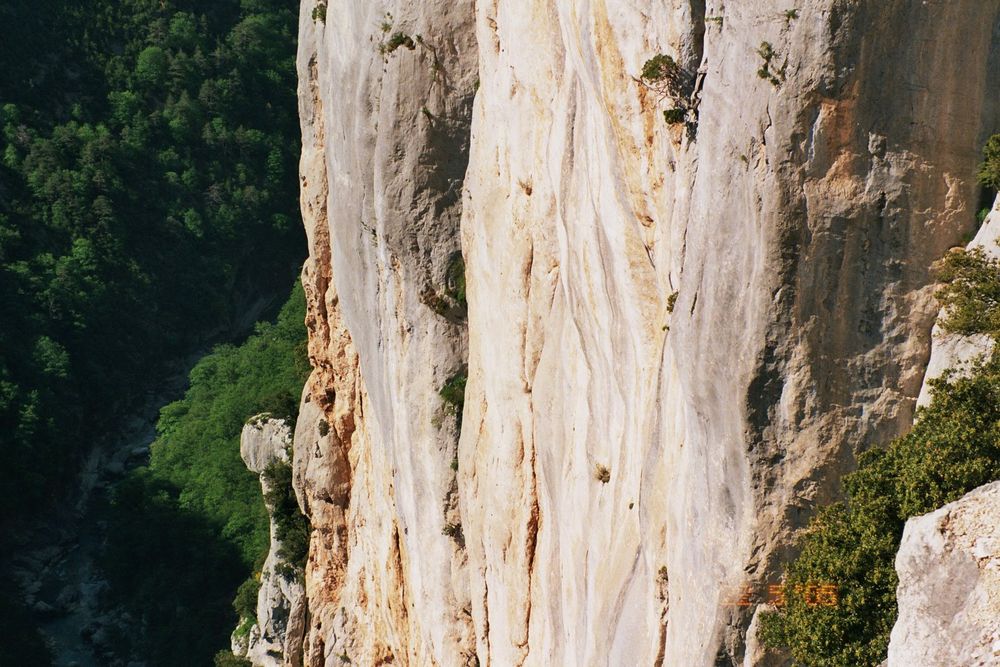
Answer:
640, 54, 690, 102
442, 521, 464, 543
666, 291, 679, 313
639, 54, 696, 131
440, 370, 468, 427
933, 246, 1000, 336
663, 108, 686, 125
420, 254, 468, 321
381, 32, 415, 54
233, 575, 260, 623
595, 464, 611, 484
311, 2, 326, 23
756, 41, 785, 86
978, 134, 1000, 192
318, 418, 330, 437
257, 391, 299, 427
446, 253, 468, 310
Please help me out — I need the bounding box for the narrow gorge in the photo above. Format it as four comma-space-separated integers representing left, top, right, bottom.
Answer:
274, 1, 1000, 665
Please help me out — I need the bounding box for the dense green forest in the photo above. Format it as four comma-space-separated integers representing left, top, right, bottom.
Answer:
100, 284, 309, 665
0, 0, 304, 662
0, 0, 302, 528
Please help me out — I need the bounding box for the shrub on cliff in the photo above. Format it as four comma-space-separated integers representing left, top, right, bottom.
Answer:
934, 246, 1000, 336
978, 133, 1000, 192
760, 354, 1000, 665
261, 458, 310, 576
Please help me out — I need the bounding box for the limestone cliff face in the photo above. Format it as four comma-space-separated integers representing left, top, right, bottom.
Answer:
294, 1, 1000, 665
294, 0, 478, 664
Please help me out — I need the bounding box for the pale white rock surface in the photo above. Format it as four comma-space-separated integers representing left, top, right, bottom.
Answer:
293, 0, 1000, 665
233, 418, 307, 667
462, 2, 998, 666
293, 0, 478, 664
887, 481, 1000, 667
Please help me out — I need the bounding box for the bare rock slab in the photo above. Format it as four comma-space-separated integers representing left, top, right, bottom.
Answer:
888, 481, 1000, 667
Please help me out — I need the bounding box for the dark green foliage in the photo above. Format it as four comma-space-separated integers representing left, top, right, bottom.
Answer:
100, 472, 248, 664
148, 285, 308, 561
641, 54, 679, 83
760, 354, 1000, 666
440, 370, 468, 417
383, 32, 415, 54
663, 108, 686, 125
262, 459, 310, 575
446, 253, 468, 310
100, 285, 309, 665
439, 369, 468, 432
311, 2, 327, 23
933, 246, 1000, 336
420, 254, 467, 320
256, 389, 302, 426
0, 0, 303, 532
639, 54, 695, 131
978, 134, 1000, 192
233, 576, 261, 622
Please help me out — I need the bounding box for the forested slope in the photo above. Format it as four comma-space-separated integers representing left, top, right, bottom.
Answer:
0, 0, 304, 662
0, 0, 302, 526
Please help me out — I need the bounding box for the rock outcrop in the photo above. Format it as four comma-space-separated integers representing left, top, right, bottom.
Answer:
234, 418, 306, 667
294, 1, 1000, 665
887, 481, 1000, 667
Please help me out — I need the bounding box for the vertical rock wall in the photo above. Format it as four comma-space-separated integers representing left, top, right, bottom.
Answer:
294, 0, 478, 664
295, 0, 1000, 665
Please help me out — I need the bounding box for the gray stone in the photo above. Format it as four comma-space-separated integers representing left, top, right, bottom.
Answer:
887, 481, 1000, 667
240, 418, 293, 474
229, 418, 305, 667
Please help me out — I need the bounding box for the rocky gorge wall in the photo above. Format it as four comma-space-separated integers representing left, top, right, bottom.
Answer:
291, 1, 1000, 665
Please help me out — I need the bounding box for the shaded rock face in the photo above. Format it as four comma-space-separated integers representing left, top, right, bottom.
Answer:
887, 481, 1000, 667
237, 419, 306, 667
294, 0, 1000, 665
